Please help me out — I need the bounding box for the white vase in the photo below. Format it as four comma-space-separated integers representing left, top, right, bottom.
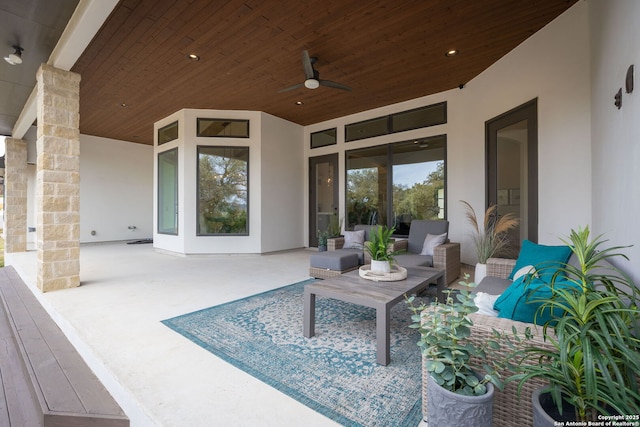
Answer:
371, 260, 391, 274
475, 263, 487, 284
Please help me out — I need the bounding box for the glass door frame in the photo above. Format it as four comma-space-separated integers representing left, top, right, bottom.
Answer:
309, 153, 339, 247
486, 98, 538, 244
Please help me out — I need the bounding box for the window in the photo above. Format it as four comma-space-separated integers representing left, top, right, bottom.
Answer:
346, 135, 446, 235
390, 103, 446, 133
345, 102, 447, 142
158, 148, 178, 234
197, 146, 249, 235
345, 117, 389, 142
310, 128, 337, 148
197, 118, 249, 138
158, 121, 178, 145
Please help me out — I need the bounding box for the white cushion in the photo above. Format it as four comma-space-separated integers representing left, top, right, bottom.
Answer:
420, 232, 447, 256
343, 230, 365, 249
474, 292, 499, 317
512, 264, 538, 281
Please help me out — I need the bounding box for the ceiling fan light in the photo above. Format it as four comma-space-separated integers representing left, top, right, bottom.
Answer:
304, 78, 320, 89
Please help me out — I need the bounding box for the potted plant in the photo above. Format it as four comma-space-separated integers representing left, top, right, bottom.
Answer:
407, 278, 509, 427
460, 200, 518, 283
317, 230, 329, 251
511, 226, 640, 425
327, 214, 343, 239
364, 225, 401, 273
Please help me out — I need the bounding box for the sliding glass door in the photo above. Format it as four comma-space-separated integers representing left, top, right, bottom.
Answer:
346, 136, 446, 235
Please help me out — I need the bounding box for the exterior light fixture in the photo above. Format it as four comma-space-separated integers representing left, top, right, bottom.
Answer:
4, 45, 24, 65
445, 49, 459, 57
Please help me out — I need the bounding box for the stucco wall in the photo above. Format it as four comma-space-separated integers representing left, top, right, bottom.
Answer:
80, 134, 153, 243
23, 127, 153, 245
260, 113, 304, 253
153, 109, 304, 254
589, 0, 640, 283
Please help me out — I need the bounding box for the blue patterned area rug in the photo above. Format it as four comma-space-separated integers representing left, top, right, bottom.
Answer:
161, 279, 423, 427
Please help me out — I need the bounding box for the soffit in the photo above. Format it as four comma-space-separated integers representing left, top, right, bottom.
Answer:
71, 0, 577, 145
0, 0, 80, 136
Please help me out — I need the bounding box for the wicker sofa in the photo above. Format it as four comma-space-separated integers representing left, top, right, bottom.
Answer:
422, 256, 551, 427
422, 251, 633, 426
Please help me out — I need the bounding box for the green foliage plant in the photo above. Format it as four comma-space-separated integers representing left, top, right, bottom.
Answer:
317, 230, 329, 248
512, 226, 640, 421
407, 276, 524, 396
364, 225, 402, 262
327, 215, 344, 238
460, 200, 518, 264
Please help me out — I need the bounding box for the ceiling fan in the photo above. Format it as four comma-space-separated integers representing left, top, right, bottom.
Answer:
279, 50, 351, 93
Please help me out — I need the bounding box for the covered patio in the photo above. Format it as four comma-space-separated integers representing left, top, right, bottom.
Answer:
1, 0, 640, 425
6, 243, 336, 426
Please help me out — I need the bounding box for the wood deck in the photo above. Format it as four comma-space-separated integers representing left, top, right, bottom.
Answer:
0, 266, 129, 427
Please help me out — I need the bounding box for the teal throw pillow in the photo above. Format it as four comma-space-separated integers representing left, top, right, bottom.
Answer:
509, 240, 572, 283
494, 276, 575, 325
493, 275, 527, 313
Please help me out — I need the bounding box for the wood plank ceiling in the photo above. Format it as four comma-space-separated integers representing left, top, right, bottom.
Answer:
72, 0, 577, 145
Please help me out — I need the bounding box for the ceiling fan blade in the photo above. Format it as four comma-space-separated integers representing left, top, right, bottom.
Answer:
302, 50, 315, 80
278, 83, 304, 93
319, 80, 352, 91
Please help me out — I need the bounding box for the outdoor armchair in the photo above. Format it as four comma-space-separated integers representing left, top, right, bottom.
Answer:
392, 220, 461, 285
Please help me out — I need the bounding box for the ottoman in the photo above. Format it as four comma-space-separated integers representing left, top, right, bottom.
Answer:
309, 251, 360, 279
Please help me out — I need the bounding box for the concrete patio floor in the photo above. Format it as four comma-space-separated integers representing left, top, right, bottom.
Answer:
6, 243, 347, 427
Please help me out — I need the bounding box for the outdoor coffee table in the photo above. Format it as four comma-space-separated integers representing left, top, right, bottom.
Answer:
303, 266, 444, 365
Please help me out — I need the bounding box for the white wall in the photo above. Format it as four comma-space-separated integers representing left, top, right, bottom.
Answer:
153, 109, 304, 254
22, 127, 153, 246
79, 134, 153, 243
451, 1, 591, 261
260, 113, 304, 252
305, 1, 592, 265
590, 0, 640, 283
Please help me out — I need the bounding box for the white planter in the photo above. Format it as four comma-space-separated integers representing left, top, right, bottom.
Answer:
475, 262, 487, 283
370, 259, 391, 274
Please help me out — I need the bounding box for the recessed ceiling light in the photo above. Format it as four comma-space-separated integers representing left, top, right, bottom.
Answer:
120, 103, 129, 108
295, 101, 304, 106
187, 53, 200, 61
445, 49, 459, 57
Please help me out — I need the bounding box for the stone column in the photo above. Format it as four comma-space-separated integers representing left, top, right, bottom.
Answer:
4, 138, 28, 253
35, 64, 81, 292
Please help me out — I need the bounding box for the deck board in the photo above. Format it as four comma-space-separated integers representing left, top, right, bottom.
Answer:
0, 288, 43, 426
0, 266, 129, 427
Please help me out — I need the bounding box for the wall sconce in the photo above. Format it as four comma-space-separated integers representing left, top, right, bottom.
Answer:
614, 88, 622, 109
615, 64, 635, 109
626, 64, 634, 93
